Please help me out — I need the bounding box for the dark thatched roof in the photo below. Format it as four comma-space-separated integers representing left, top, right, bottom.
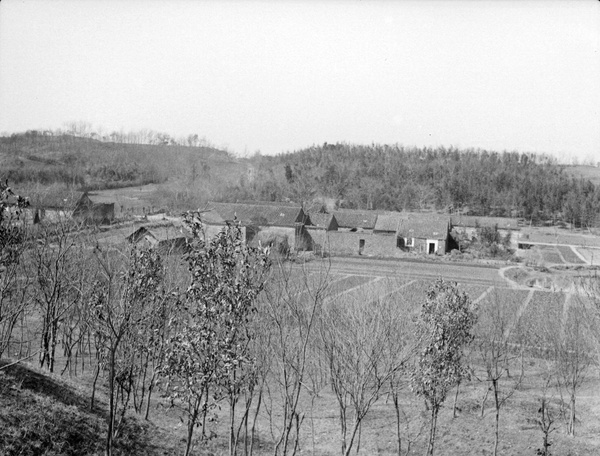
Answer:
206, 202, 307, 227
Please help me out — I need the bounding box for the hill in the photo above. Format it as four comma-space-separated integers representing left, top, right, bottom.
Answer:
0, 133, 250, 211
233, 143, 600, 227
3, 134, 600, 227
0, 360, 178, 455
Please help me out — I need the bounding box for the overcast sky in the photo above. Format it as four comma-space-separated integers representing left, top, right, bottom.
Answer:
1, 0, 599, 161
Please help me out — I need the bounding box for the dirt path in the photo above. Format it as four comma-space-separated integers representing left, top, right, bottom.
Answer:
313, 257, 504, 287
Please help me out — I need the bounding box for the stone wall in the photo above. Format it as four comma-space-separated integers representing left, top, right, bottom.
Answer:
255, 226, 297, 250
203, 223, 247, 243
325, 231, 399, 257
410, 238, 447, 255
453, 226, 518, 249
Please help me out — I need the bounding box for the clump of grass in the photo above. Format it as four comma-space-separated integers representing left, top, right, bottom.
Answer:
0, 367, 157, 456
0, 371, 104, 455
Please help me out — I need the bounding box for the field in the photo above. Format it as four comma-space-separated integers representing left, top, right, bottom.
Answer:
4, 255, 600, 455
242, 258, 600, 456
519, 226, 600, 247
518, 243, 590, 266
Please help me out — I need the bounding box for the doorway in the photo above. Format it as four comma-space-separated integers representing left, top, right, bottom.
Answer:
428, 242, 436, 254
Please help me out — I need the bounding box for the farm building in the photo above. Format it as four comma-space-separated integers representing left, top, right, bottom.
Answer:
373, 213, 402, 235
396, 214, 450, 254
326, 211, 401, 257
25, 191, 82, 224
450, 215, 520, 247
325, 211, 450, 257
78, 188, 155, 219
326, 230, 398, 256
127, 224, 191, 254
203, 201, 311, 251
306, 212, 338, 231
30, 207, 72, 224
72, 192, 115, 225
305, 212, 339, 255
331, 209, 378, 232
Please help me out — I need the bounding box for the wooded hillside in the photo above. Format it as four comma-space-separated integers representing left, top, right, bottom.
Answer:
2, 133, 599, 227
0, 132, 245, 210
231, 143, 600, 227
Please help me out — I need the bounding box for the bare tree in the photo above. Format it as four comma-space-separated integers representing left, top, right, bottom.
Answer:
258, 258, 330, 456
319, 281, 414, 456
90, 245, 164, 456
545, 300, 592, 436
474, 289, 526, 456
385, 281, 423, 456
30, 219, 86, 373
0, 182, 30, 360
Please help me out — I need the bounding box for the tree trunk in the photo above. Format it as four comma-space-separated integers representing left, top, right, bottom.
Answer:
392, 393, 402, 456
569, 395, 576, 436
250, 388, 262, 456
91, 363, 100, 411
184, 398, 201, 456
144, 372, 156, 420
105, 348, 116, 456
426, 406, 438, 456
493, 380, 500, 456
343, 416, 362, 456
452, 382, 460, 418
185, 420, 195, 456
480, 387, 490, 418
340, 405, 347, 456
230, 393, 236, 456
49, 319, 58, 373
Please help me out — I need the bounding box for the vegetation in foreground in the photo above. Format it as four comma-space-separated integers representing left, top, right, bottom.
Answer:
3, 183, 600, 455
0, 363, 161, 456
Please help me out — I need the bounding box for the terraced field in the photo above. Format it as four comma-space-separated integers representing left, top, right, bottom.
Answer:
535, 244, 587, 265
297, 257, 586, 343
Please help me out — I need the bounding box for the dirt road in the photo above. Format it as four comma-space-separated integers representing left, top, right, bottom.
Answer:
303, 256, 505, 287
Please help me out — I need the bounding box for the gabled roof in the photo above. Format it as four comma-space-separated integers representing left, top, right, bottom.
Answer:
128, 224, 191, 244
450, 215, 520, 230
206, 202, 306, 227
331, 210, 377, 230
374, 213, 402, 232
397, 214, 449, 240
307, 212, 337, 230
127, 226, 152, 243
150, 225, 192, 242
32, 191, 83, 209
84, 192, 117, 205
75, 192, 115, 209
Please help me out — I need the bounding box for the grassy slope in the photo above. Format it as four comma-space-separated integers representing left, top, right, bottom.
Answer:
0, 135, 250, 210
2, 358, 599, 456
0, 361, 179, 456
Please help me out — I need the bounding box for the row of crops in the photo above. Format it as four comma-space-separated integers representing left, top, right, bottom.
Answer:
290, 268, 591, 346
536, 244, 586, 264
325, 274, 588, 344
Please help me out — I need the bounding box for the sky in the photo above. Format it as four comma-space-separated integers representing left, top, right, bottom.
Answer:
1, 0, 599, 161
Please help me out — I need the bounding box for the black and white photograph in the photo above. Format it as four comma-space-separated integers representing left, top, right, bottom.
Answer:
1, 1, 600, 455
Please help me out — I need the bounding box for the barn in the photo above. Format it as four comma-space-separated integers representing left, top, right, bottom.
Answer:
396, 214, 450, 254
72, 192, 115, 225
127, 224, 191, 254
203, 201, 311, 251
